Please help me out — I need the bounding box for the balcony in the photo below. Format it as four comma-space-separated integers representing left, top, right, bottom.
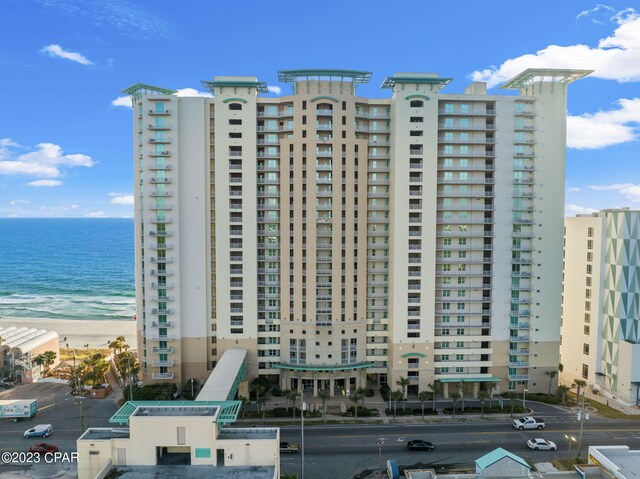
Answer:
152, 372, 175, 380
149, 138, 171, 144
150, 282, 173, 289
508, 361, 529, 368
151, 346, 174, 354
149, 334, 175, 340
151, 360, 175, 367
151, 321, 175, 328
149, 191, 171, 197
151, 308, 174, 314
149, 231, 172, 237
508, 374, 530, 381
148, 164, 172, 171
149, 178, 171, 184
148, 110, 170, 115
148, 151, 171, 157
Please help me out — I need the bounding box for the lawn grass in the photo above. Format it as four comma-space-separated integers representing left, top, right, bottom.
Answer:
59, 348, 110, 363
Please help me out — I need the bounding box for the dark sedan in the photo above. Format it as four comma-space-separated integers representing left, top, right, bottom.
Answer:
28, 443, 59, 454
407, 440, 435, 451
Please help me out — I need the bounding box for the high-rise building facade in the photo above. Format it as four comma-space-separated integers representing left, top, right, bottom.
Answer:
560, 209, 640, 405
124, 68, 589, 397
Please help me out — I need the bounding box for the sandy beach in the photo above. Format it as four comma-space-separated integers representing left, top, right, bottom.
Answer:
0, 317, 137, 350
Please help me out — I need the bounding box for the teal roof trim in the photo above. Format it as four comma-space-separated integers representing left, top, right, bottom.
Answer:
381, 76, 452, 89
405, 94, 431, 101
438, 377, 502, 383
475, 448, 530, 471
278, 69, 372, 85
109, 400, 242, 426
310, 95, 339, 103
273, 361, 375, 371
222, 97, 248, 104
122, 83, 178, 102
202, 80, 268, 94
401, 352, 426, 358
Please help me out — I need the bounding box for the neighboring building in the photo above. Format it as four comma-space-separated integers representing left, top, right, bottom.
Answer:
560, 209, 640, 405
124, 67, 589, 397
475, 448, 530, 477
0, 326, 59, 383
76, 404, 279, 479
588, 445, 640, 479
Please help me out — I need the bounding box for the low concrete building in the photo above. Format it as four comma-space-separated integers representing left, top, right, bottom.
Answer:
77, 404, 279, 479
475, 447, 531, 477
588, 445, 640, 479
0, 326, 59, 382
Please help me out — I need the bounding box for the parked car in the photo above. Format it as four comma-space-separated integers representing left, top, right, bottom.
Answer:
28, 443, 59, 454
407, 440, 435, 451
23, 424, 53, 438
279, 441, 299, 453
513, 416, 545, 430
527, 438, 557, 451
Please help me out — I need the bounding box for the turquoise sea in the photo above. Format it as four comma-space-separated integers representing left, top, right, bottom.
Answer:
0, 218, 135, 321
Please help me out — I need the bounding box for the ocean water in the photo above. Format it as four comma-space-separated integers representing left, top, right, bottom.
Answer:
0, 218, 135, 321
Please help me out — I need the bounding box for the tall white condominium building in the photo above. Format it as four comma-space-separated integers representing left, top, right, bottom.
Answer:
124, 68, 590, 398
560, 209, 640, 405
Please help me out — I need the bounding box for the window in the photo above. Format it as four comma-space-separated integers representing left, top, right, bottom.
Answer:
229, 119, 242, 125
229, 132, 242, 138
229, 103, 243, 111
410, 130, 423, 136
410, 100, 424, 108
582, 364, 589, 379
410, 117, 424, 123
588, 227, 594, 238
584, 325, 590, 335
583, 343, 590, 355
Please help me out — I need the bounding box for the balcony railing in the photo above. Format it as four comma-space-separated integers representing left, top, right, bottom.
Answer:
152, 372, 175, 380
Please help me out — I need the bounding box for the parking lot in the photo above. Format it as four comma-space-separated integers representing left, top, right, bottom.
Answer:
0, 382, 118, 477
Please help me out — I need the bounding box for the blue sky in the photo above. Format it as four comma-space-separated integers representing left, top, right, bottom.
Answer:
1, 0, 638, 218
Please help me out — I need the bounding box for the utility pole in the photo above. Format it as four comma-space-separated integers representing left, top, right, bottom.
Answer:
127, 354, 134, 401
376, 438, 384, 479
72, 350, 78, 394
576, 390, 589, 460
74, 396, 85, 434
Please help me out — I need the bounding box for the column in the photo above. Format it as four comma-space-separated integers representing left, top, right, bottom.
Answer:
313, 379, 318, 397
473, 382, 479, 398
443, 382, 449, 399
296, 374, 302, 394
329, 376, 335, 397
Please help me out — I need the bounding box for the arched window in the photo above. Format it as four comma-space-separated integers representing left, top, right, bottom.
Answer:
229, 103, 243, 111
410, 100, 424, 108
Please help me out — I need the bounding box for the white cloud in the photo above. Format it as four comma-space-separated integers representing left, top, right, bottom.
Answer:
6, 214, 19, 218
110, 194, 134, 205
567, 98, 640, 149
577, 4, 615, 23
0, 141, 94, 178
567, 187, 582, 192
85, 211, 110, 218
40, 44, 93, 65
174, 88, 213, 98
565, 204, 599, 216
589, 183, 640, 202
27, 179, 62, 187
70, 204, 80, 209
111, 96, 132, 108
471, 9, 640, 87
9, 200, 29, 205
267, 86, 282, 95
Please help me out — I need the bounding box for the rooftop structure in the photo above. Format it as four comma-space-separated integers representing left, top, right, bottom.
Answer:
132, 405, 219, 417
0, 326, 59, 383
589, 445, 640, 479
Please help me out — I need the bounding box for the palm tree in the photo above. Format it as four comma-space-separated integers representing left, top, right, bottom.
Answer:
115, 351, 138, 386
33, 351, 57, 377
356, 387, 368, 410
477, 390, 489, 418
572, 379, 588, 400
418, 391, 430, 419
80, 353, 109, 386
450, 392, 461, 418
427, 380, 440, 412
396, 376, 409, 400
390, 390, 403, 420
488, 384, 497, 409
286, 389, 300, 419
349, 391, 363, 420
557, 384, 569, 405
318, 390, 329, 422
458, 382, 467, 411
108, 336, 128, 357
545, 370, 558, 396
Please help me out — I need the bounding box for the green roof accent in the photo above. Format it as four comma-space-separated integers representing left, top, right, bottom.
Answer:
401, 352, 426, 358
122, 83, 178, 102
405, 94, 431, 101
438, 377, 502, 383
278, 69, 372, 94
381, 75, 452, 90
475, 448, 530, 471
202, 80, 268, 94
272, 361, 375, 371
310, 95, 339, 103
222, 97, 248, 104
109, 400, 242, 426
500, 68, 593, 90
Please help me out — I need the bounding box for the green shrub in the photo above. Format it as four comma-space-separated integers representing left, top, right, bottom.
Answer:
380, 384, 391, 401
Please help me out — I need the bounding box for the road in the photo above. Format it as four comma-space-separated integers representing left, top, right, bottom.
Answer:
279, 413, 640, 478
0, 382, 118, 477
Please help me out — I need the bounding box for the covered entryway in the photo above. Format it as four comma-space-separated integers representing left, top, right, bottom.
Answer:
156, 446, 191, 465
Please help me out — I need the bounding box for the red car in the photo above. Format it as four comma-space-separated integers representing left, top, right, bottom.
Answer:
28, 443, 59, 454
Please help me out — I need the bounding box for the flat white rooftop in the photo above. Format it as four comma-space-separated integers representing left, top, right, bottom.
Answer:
132, 405, 219, 417
590, 445, 640, 479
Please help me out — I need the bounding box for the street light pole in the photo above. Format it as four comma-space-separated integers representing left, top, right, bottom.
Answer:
522, 388, 528, 409
127, 354, 134, 401
301, 399, 306, 479
376, 438, 384, 478
576, 390, 589, 460
565, 434, 576, 462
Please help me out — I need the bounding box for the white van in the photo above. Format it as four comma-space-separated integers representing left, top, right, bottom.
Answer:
24, 424, 53, 438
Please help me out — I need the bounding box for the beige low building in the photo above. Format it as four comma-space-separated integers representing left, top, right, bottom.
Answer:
76, 404, 279, 479
0, 326, 59, 383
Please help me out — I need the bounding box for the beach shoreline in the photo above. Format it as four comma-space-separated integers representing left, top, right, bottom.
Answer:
0, 317, 137, 350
